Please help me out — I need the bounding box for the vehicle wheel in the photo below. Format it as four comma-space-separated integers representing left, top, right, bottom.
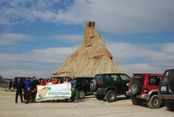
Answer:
165, 101, 174, 111
130, 80, 142, 95
131, 97, 142, 105
147, 95, 162, 109
78, 90, 85, 99
105, 90, 117, 102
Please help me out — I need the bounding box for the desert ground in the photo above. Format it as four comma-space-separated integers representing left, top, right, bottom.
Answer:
0, 90, 173, 117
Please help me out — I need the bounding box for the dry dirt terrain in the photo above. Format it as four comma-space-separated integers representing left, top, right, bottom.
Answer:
0, 90, 173, 117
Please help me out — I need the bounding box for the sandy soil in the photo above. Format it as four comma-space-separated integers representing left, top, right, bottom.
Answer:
0, 90, 173, 117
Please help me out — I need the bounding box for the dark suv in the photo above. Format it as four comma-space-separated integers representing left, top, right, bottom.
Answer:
74, 77, 94, 99
160, 69, 174, 111
91, 73, 131, 102
126, 73, 163, 109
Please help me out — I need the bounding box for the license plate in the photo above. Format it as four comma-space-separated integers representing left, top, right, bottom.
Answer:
161, 86, 167, 91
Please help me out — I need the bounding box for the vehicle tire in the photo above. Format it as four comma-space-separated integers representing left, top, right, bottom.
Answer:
130, 79, 142, 95
147, 95, 162, 109
78, 90, 85, 99
131, 97, 142, 105
105, 90, 117, 102
165, 101, 174, 111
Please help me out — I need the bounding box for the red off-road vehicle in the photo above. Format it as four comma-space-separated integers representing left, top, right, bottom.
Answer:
126, 73, 163, 109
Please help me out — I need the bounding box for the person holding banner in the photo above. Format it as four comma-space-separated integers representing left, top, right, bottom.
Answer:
30, 76, 39, 102
51, 78, 58, 84
57, 79, 61, 84
63, 77, 69, 83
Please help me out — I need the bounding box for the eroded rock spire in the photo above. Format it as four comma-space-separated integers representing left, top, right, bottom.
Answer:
52, 21, 122, 77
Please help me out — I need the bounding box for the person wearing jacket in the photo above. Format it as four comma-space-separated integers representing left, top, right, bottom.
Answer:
71, 78, 78, 103
13, 78, 23, 103
30, 76, 39, 102
23, 77, 32, 103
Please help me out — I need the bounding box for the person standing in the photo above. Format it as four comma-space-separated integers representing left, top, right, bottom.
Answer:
13, 78, 23, 103
9, 79, 13, 90
23, 77, 32, 103
71, 78, 78, 103
30, 76, 39, 102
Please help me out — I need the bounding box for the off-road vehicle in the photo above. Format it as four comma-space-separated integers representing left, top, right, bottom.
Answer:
160, 69, 174, 111
126, 73, 163, 109
91, 73, 131, 102
74, 77, 94, 99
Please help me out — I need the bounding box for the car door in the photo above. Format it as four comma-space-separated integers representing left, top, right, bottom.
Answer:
77, 79, 87, 90
119, 74, 131, 94
110, 74, 122, 94
83, 78, 91, 93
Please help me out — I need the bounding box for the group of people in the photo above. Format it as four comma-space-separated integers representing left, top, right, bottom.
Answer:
13, 76, 78, 104
39, 77, 71, 86
13, 76, 39, 104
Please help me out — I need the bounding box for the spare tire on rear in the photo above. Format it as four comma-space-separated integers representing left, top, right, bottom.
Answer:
168, 74, 174, 94
90, 79, 97, 92
130, 79, 142, 95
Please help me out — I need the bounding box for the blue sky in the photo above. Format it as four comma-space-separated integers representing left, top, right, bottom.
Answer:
0, 0, 174, 78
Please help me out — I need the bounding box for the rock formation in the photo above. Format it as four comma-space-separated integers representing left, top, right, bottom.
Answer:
52, 21, 122, 77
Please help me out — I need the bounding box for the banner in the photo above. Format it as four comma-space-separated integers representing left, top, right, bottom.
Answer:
36, 83, 72, 102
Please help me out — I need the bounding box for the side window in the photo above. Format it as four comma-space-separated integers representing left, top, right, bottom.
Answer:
148, 76, 160, 85
111, 75, 119, 82
104, 74, 111, 82
82, 79, 88, 84
120, 74, 130, 81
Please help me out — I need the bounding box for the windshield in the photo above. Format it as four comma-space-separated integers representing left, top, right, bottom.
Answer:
94, 74, 102, 82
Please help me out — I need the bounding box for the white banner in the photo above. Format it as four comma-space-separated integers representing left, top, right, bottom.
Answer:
36, 83, 72, 102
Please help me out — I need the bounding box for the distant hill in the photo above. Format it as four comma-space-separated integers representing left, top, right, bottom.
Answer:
0, 75, 9, 88
0, 76, 7, 83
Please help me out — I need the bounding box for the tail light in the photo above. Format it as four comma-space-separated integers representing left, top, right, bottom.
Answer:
143, 89, 148, 93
